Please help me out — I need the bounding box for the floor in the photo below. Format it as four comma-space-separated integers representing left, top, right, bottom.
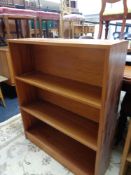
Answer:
0, 84, 19, 122
0, 97, 19, 122
0, 114, 129, 175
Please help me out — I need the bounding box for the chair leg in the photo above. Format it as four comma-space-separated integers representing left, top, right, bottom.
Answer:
21, 20, 26, 38
105, 21, 109, 39
15, 19, 20, 38
1, 18, 5, 39
0, 87, 6, 107
3, 16, 11, 39
26, 19, 30, 38
39, 18, 43, 38
98, 19, 103, 39
120, 18, 126, 39
33, 17, 37, 38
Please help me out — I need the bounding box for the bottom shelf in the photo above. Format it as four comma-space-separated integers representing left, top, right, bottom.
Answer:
26, 122, 96, 175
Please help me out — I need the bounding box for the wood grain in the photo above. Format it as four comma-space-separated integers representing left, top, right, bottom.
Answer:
95, 41, 128, 175
16, 72, 102, 109
26, 122, 96, 175
38, 89, 100, 123
21, 100, 98, 151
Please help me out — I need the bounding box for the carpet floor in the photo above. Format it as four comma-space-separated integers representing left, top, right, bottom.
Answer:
0, 97, 19, 123
0, 114, 126, 175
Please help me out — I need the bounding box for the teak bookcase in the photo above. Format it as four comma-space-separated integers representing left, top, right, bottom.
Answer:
8, 38, 128, 175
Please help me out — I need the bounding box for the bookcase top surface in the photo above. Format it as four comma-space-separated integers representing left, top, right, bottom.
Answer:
8, 38, 128, 49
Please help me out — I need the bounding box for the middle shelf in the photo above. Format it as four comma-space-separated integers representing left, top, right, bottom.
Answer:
16, 71, 102, 123
16, 71, 102, 109
21, 100, 98, 151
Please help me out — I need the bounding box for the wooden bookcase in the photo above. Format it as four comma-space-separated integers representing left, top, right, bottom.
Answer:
8, 38, 128, 175
120, 120, 131, 175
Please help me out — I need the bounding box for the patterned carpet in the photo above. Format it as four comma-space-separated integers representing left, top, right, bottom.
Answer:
0, 114, 122, 175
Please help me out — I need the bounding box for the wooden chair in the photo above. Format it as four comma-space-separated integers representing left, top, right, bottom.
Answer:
0, 7, 37, 40
98, 0, 131, 39
37, 11, 60, 38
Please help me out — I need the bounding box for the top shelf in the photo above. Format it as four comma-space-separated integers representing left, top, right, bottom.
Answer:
16, 71, 102, 109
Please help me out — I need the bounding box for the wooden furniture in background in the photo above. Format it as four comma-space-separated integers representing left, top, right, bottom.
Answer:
0, 75, 8, 107
120, 120, 131, 175
0, 47, 15, 86
9, 38, 128, 175
74, 24, 95, 38
63, 14, 85, 38
1, 15, 37, 39
0, 7, 37, 40
84, 25, 95, 37
37, 11, 60, 38
98, 0, 131, 39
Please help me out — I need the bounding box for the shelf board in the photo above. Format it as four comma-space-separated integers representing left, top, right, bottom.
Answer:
16, 72, 102, 109
127, 152, 131, 163
22, 100, 98, 151
26, 123, 96, 175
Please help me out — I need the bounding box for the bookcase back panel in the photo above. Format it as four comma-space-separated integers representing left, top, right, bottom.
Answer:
32, 45, 105, 87
21, 110, 41, 131
15, 80, 38, 106
9, 44, 35, 76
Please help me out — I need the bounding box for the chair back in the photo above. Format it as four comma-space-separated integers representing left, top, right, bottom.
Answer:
98, 0, 128, 39
106, 0, 122, 3
100, 0, 128, 15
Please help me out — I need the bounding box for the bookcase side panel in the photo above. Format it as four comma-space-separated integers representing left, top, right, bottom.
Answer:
95, 42, 128, 175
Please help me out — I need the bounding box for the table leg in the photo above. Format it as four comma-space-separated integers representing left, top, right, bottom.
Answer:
39, 18, 43, 38
0, 87, 6, 107
34, 17, 37, 38
3, 16, 11, 39
105, 21, 109, 39
15, 19, 20, 38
